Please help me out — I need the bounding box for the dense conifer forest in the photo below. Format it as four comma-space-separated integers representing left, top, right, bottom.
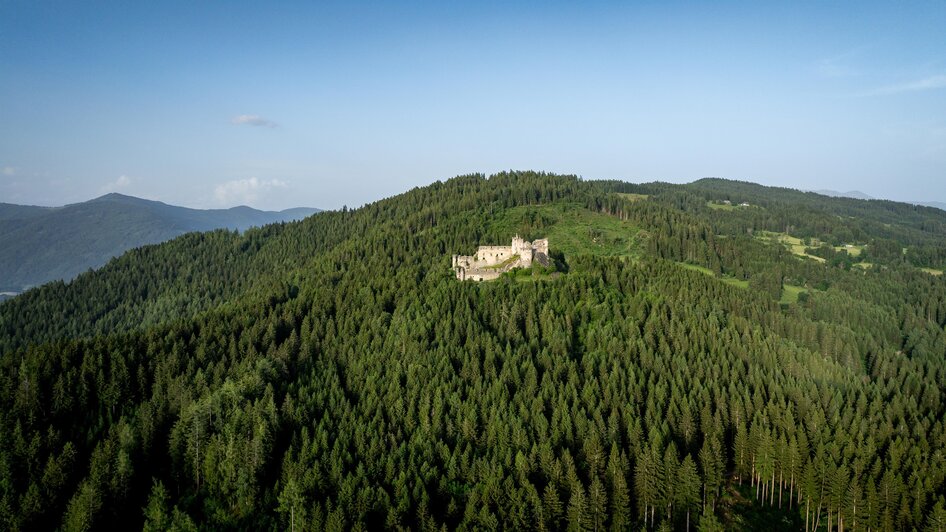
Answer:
2, 172, 945, 530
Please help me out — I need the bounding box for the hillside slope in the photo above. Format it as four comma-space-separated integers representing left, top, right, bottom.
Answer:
0, 172, 944, 530
0, 193, 319, 292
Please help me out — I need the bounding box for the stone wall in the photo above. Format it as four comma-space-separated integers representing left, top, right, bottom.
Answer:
532, 238, 549, 266
475, 246, 515, 265
453, 235, 549, 280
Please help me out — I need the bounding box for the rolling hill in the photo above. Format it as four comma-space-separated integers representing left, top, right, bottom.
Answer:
1, 172, 945, 530
0, 193, 319, 292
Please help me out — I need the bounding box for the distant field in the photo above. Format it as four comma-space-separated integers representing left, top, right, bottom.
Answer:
707, 200, 765, 211
707, 201, 737, 211
835, 244, 864, 257
489, 202, 641, 258
757, 231, 826, 263
921, 267, 944, 276
679, 261, 805, 302
756, 231, 866, 263
678, 262, 749, 288
616, 192, 649, 202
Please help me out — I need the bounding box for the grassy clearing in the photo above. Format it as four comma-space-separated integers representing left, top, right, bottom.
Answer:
760, 231, 865, 260
921, 267, 944, 276
854, 262, 873, 270
679, 260, 802, 299
706, 201, 737, 211
616, 193, 649, 202
780, 284, 807, 305
835, 244, 864, 257
489, 202, 641, 258
678, 262, 749, 289
679, 262, 714, 276
722, 277, 750, 289
757, 231, 826, 263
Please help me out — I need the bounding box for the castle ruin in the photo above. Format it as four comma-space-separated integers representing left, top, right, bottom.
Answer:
452, 235, 549, 281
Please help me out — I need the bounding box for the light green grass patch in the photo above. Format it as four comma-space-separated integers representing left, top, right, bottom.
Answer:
616, 193, 649, 202
677, 262, 748, 288
835, 244, 864, 257
854, 262, 873, 269
756, 231, 826, 263
921, 267, 944, 276
707, 201, 737, 211
679, 262, 715, 276
489, 202, 641, 258
780, 284, 807, 305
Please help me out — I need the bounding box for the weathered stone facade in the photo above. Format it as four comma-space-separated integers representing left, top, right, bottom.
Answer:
452, 235, 549, 281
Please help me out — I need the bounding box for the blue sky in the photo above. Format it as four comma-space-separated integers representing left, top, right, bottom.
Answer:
1, 1, 945, 210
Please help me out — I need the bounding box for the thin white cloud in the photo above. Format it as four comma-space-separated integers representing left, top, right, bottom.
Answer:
866, 75, 946, 96
231, 114, 278, 128
2, 166, 15, 176
213, 177, 287, 206
100, 175, 132, 194
817, 52, 861, 78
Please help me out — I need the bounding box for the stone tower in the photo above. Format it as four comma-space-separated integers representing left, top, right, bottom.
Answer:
452, 235, 549, 281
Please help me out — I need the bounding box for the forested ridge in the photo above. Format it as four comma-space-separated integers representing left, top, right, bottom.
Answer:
0, 193, 319, 293
2, 172, 945, 530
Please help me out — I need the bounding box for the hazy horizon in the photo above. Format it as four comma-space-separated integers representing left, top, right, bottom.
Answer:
2, 1, 945, 210
4, 176, 946, 212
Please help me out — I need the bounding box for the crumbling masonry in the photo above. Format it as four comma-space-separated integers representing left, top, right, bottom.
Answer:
452, 235, 549, 281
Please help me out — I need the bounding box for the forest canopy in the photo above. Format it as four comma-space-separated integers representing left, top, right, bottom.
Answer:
1, 172, 945, 530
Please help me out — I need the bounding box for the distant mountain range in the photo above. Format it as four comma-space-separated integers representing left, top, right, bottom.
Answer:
812, 189, 875, 201
812, 189, 946, 211
0, 193, 319, 293
917, 201, 946, 211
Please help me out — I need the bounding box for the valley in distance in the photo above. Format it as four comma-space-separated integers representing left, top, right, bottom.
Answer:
0, 193, 320, 297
